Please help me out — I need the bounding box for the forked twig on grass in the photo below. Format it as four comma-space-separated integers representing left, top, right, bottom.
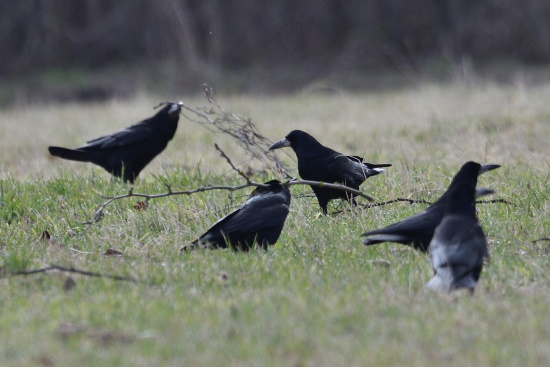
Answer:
84, 182, 267, 225
85, 179, 378, 225
84, 145, 379, 224
85, 141, 513, 225
1, 264, 138, 283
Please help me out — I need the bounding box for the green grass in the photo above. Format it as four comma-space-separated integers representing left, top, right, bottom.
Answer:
0, 80, 549, 366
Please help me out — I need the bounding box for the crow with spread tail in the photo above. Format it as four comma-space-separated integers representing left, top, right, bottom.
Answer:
361, 161, 499, 252
48, 102, 182, 183
185, 180, 291, 251
269, 130, 390, 214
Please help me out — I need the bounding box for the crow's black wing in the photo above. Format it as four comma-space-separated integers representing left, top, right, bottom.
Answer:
362, 208, 441, 245
199, 192, 290, 245
80, 123, 154, 150
327, 155, 386, 186
325, 155, 366, 187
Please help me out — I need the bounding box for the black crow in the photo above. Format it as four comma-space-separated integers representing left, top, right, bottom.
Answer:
426, 185, 493, 293
185, 180, 291, 251
361, 161, 500, 252
269, 130, 391, 214
48, 102, 182, 183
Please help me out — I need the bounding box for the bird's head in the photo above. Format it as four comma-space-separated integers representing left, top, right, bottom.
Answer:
450, 161, 500, 189
268, 130, 318, 151
250, 179, 291, 200
251, 180, 283, 195
154, 101, 183, 118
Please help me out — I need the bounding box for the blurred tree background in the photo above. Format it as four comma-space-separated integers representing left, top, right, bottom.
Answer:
1, 0, 550, 103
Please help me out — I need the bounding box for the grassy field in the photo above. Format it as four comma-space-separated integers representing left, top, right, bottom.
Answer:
0, 79, 549, 366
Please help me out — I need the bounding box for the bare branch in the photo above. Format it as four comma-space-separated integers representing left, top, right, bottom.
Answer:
84, 179, 380, 225
476, 199, 515, 206
286, 179, 376, 202
356, 197, 513, 209
2, 264, 138, 283
180, 101, 216, 125
359, 198, 433, 209
179, 85, 291, 176
84, 182, 268, 225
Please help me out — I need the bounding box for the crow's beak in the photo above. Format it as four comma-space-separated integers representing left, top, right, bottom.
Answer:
168, 102, 183, 115
269, 138, 291, 150
475, 187, 495, 198
479, 164, 500, 175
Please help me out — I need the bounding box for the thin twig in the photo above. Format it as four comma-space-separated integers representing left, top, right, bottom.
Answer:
476, 199, 515, 206
83, 147, 380, 224
84, 182, 267, 225
215, 143, 250, 183
180, 102, 216, 125
3, 264, 138, 283
85, 179, 380, 225
179, 86, 290, 176
359, 198, 433, 209
286, 179, 376, 202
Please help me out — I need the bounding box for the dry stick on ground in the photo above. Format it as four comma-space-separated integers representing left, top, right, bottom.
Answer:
84, 182, 266, 224
1, 264, 138, 283
85, 179, 377, 225
85, 144, 514, 224
359, 197, 513, 209
476, 198, 515, 205
360, 198, 433, 209
85, 146, 378, 224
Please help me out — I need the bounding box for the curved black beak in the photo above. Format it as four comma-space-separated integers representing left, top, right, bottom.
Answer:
479, 164, 500, 175
269, 138, 291, 150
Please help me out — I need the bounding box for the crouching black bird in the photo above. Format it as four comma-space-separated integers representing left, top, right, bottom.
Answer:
269, 130, 391, 214
361, 161, 500, 252
48, 102, 182, 183
426, 184, 493, 293
184, 180, 291, 251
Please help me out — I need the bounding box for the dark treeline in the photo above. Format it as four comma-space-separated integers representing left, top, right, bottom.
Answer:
2, 0, 549, 77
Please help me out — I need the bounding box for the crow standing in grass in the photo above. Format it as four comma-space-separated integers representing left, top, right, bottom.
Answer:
185, 180, 291, 251
426, 183, 493, 293
361, 161, 500, 252
48, 102, 182, 183
269, 130, 391, 214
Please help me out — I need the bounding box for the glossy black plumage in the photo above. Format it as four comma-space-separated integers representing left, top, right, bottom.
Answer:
48, 102, 182, 183
361, 161, 500, 252
186, 180, 291, 251
426, 184, 492, 293
269, 130, 391, 213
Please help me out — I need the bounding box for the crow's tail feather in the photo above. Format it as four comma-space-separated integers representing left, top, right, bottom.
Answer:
48, 146, 91, 162
365, 163, 392, 169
